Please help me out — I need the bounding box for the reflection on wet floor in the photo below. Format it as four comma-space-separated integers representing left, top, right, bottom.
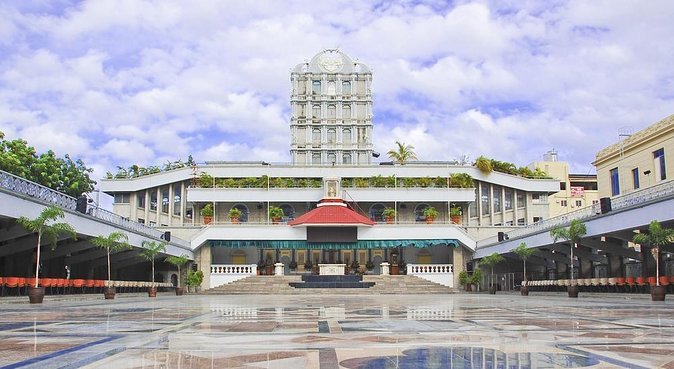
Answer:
0, 293, 672, 368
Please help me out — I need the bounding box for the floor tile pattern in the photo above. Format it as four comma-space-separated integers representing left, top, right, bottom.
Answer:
0, 293, 673, 368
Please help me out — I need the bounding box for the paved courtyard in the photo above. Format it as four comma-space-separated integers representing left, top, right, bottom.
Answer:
0, 292, 673, 368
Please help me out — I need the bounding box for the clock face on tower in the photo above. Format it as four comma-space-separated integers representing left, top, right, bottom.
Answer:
319, 52, 344, 73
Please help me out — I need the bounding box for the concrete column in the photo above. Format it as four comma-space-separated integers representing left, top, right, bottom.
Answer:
380, 262, 390, 275
607, 253, 623, 278
196, 246, 211, 290
167, 184, 174, 226
452, 246, 465, 289
642, 246, 655, 278
579, 258, 592, 278
180, 182, 186, 226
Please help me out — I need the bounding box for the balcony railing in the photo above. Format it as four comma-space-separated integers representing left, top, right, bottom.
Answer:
0, 170, 190, 249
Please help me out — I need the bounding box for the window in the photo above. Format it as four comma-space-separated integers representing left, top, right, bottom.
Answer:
150, 191, 157, 211
327, 105, 336, 118
369, 204, 385, 222
532, 193, 547, 204
161, 187, 169, 213
173, 184, 181, 216
312, 128, 321, 144
343, 153, 351, 164
342, 128, 351, 144
327, 152, 336, 165
327, 128, 336, 143
492, 185, 502, 212
312, 80, 321, 94
560, 200, 567, 207
516, 191, 525, 209
517, 218, 526, 226
113, 193, 130, 204
312, 153, 321, 165
533, 217, 543, 223
312, 105, 321, 118
610, 167, 620, 196
137, 192, 145, 208
186, 208, 193, 219
560, 182, 567, 190
469, 188, 478, 217
504, 188, 513, 210
575, 200, 582, 207
654, 148, 666, 181
342, 104, 351, 119
342, 81, 351, 94
327, 81, 336, 95
481, 184, 490, 215
632, 168, 640, 190
138, 218, 145, 224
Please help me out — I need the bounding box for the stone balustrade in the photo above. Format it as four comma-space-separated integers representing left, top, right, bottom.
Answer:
210, 264, 258, 288
407, 263, 454, 287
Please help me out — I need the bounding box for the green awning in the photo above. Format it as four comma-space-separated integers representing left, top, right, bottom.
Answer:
209, 239, 458, 249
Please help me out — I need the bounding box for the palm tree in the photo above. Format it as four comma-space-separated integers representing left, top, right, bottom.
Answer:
165, 254, 190, 290
633, 220, 674, 288
513, 242, 536, 282
474, 156, 493, 174
17, 206, 76, 289
387, 141, 417, 164
90, 231, 131, 282
480, 252, 504, 293
140, 240, 167, 285
550, 219, 586, 289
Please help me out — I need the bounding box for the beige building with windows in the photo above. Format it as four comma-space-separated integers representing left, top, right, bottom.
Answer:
594, 114, 673, 198
529, 150, 599, 218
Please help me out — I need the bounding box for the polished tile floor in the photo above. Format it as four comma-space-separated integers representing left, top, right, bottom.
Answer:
0, 292, 673, 368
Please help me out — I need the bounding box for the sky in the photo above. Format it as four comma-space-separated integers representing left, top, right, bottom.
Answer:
1, 0, 674, 186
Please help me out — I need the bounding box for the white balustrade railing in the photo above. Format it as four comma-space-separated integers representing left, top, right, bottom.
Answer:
407, 264, 454, 288
211, 264, 258, 275
408, 264, 453, 274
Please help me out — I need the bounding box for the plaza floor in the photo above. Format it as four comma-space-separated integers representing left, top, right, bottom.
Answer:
0, 292, 673, 369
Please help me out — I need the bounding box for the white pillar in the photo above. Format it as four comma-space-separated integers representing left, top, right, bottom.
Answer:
380, 262, 390, 275
275, 262, 284, 276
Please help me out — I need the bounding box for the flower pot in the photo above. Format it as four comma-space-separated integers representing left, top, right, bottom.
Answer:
425, 217, 435, 224
271, 217, 281, 224
203, 216, 212, 225
567, 285, 579, 298
465, 283, 472, 292
28, 286, 45, 304
385, 217, 394, 224
651, 285, 666, 301
520, 286, 529, 296
451, 215, 462, 224
148, 287, 157, 297
175, 287, 184, 296
489, 286, 497, 294
230, 217, 240, 224
104, 287, 116, 300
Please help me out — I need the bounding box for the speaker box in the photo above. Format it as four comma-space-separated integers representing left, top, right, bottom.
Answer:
599, 197, 612, 214
162, 231, 171, 242
76, 196, 87, 214
498, 231, 505, 242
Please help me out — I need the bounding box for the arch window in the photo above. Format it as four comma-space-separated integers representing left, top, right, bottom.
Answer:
369, 204, 386, 222
342, 81, 351, 94
343, 153, 352, 165
327, 128, 336, 143
327, 152, 336, 165
280, 204, 295, 220
342, 104, 351, 119
312, 153, 321, 165
312, 128, 321, 144
414, 203, 430, 222
343, 128, 351, 144
312, 80, 321, 94
327, 105, 336, 118
327, 81, 336, 95
312, 104, 321, 118
233, 204, 249, 223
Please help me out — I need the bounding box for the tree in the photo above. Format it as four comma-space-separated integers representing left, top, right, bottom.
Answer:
165, 254, 190, 289
480, 252, 504, 291
633, 220, 674, 287
474, 156, 493, 174
550, 219, 587, 282
140, 240, 167, 283
387, 141, 418, 164
17, 206, 77, 288
513, 242, 537, 282
90, 231, 131, 281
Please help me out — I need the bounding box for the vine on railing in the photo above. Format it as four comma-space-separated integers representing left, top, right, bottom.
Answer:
0, 170, 190, 249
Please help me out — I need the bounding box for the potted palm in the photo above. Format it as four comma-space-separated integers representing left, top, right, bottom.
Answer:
550, 219, 586, 298
475, 156, 493, 174
201, 203, 214, 224
382, 207, 396, 223
165, 254, 190, 296
269, 205, 284, 224
90, 231, 131, 299
469, 268, 482, 292
186, 270, 204, 292
480, 253, 504, 294
459, 270, 470, 291
632, 220, 674, 301
423, 206, 439, 224
140, 240, 167, 297
17, 205, 76, 304
228, 207, 242, 223
450, 206, 462, 224
513, 242, 536, 296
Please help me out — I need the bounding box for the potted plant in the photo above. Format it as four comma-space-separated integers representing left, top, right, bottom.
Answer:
633, 220, 674, 301
423, 206, 439, 224
17, 205, 76, 304
450, 206, 462, 224
365, 260, 375, 271
199, 172, 214, 188
469, 268, 482, 291
475, 155, 493, 174
90, 231, 131, 299
513, 242, 536, 296
201, 203, 214, 224
228, 207, 242, 223
550, 219, 586, 298
257, 259, 267, 275
186, 270, 204, 292
303, 259, 313, 273
165, 254, 190, 296
382, 207, 396, 223
269, 205, 284, 224
480, 253, 504, 294
459, 270, 470, 291
140, 240, 167, 297
289, 260, 298, 271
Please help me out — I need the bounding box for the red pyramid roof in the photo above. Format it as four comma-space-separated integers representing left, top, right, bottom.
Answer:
288, 200, 375, 226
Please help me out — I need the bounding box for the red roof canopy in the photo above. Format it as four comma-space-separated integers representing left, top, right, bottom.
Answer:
288, 201, 375, 226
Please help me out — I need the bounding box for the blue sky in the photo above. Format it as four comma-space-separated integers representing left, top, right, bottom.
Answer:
2, 0, 674, 183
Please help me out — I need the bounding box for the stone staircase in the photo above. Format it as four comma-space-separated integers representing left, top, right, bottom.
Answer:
203, 275, 457, 295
